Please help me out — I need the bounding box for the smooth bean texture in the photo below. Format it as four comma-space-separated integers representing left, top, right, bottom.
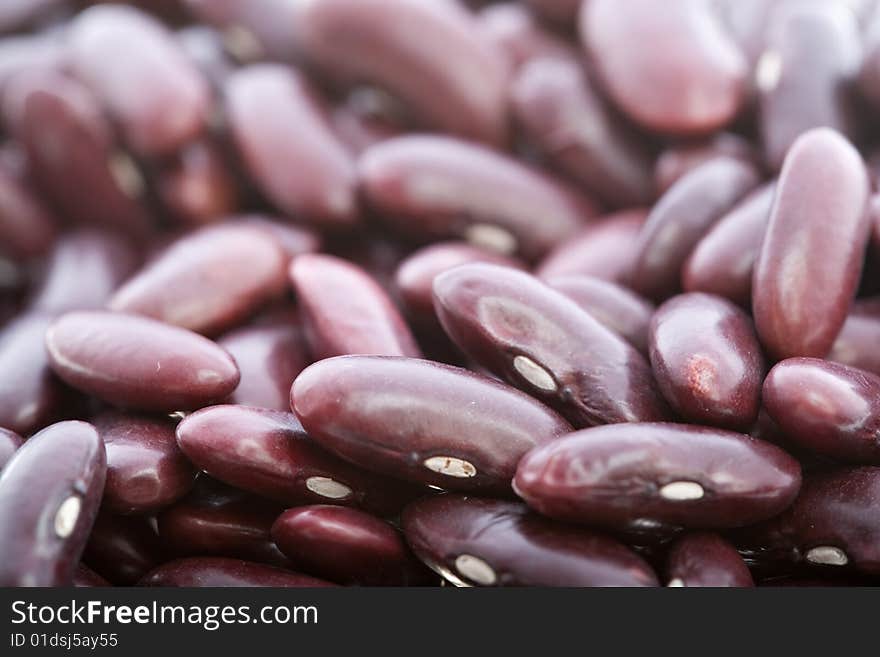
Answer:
665, 532, 754, 587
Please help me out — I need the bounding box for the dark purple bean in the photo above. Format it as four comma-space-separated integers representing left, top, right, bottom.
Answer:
140, 557, 335, 587
402, 495, 658, 587
478, 3, 576, 71
682, 183, 775, 307
73, 563, 110, 587
524, 0, 581, 25
45, 310, 240, 412
109, 224, 287, 336
272, 505, 432, 586
547, 275, 654, 354
0, 421, 106, 586
290, 253, 421, 359
176, 405, 419, 515
654, 132, 758, 195
0, 163, 57, 260
649, 293, 765, 430
82, 513, 165, 585
433, 264, 668, 427
630, 157, 762, 302
514, 423, 802, 530
665, 532, 754, 587
292, 356, 571, 494
0, 0, 64, 32
0, 427, 22, 471
753, 129, 870, 360
580, 0, 747, 135
828, 300, 880, 376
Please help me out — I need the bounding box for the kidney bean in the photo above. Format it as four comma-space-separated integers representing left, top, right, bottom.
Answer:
511, 56, 655, 208
109, 224, 286, 336
514, 423, 801, 530
293, 355, 571, 493
225, 65, 359, 229
753, 129, 870, 360
535, 208, 647, 282
546, 275, 654, 354
402, 495, 658, 587
828, 300, 880, 376
0, 163, 57, 261
654, 133, 758, 195
682, 183, 775, 307
478, 3, 577, 72
140, 557, 335, 587
290, 253, 421, 359
82, 512, 166, 584
45, 310, 240, 412
157, 477, 291, 568
0, 420, 106, 586
272, 505, 432, 586
0, 428, 22, 471
359, 136, 597, 261
665, 532, 754, 587
580, 0, 748, 135
433, 264, 668, 427
524, 0, 582, 25
649, 293, 764, 430
176, 405, 419, 515
291, 0, 509, 146
758, 4, 861, 170
630, 158, 762, 302
68, 5, 211, 156
73, 563, 110, 587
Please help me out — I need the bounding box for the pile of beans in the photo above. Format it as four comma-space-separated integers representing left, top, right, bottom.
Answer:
2, 0, 880, 588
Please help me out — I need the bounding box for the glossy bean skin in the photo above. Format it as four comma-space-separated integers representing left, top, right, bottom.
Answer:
649, 293, 764, 430
140, 557, 335, 587
82, 512, 165, 585
514, 423, 802, 531
45, 310, 240, 412
0, 427, 22, 470
753, 129, 871, 360
292, 356, 572, 494
580, 0, 747, 135
630, 158, 761, 302
109, 224, 286, 336
73, 564, 110, 587
0, 163, 57, 260
478, 3, 576, 72
763, 358, 880, 464
0, 421, 106, 586
176, 405, 419, 515
225, 65, 358, 229
665, 532, 754, 587
547, 275, 654, 354
433, 264, 668, 427
654, 133, 757, 195
402, 496, 658, 587
272, 505, 432, 586
291, 0, 509, 146
683, 183, 775, 307
94, 411, 197, 514
535, 209, 646, 282
828, 301, 880, 376
511, 56, 655, 208
68, 5, 211, 156
358, 135, 597, 261
290, 253, 421, 359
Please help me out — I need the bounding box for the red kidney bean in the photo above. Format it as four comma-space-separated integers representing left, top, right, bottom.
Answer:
45, 310, 240, 412
630, 157, 762, 302
360, 136, 597, 262
511, 56, 656, 208
109, 223, 286, 336
433, 264, 668, 427
290, 253, 421, 359
0, 427, 22, 470
828, 299, 880, 376
682, 182, 775, 307
30, 229, 140, 314
763, 358, 880, 464
0, 420, 106, 586
157, 477, 291, 568
478, 4, 577, 72
654, 133, 758, 195
535, 208, 647, 282
272, 505, 432, 586
73, 563, 110, 587
225, 65, 359, 229
176, 405, 419, 515
757, 4, 861, 170
753, 129, 871, 360
68, 5, 211, 156
514, 423, 802, 531
664, 532, 754, 587
524, 0, 582, 25
580, 0, 748, 135
292, 356, 571, 494
93, 411, 197, 514
546, 275, 654, 354
402, 495, 658, 587
291, 0, 509, 146
82, 512, 166, 584
140, 557, 335, 587
649, 293, 765, 430
0, 163, 57, 261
